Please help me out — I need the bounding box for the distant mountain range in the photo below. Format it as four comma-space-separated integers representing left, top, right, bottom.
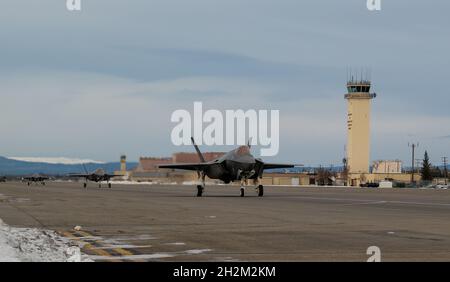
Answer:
0, 156, 137, 176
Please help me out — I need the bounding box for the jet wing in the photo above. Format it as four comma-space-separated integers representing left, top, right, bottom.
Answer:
24, 176, 49, 180
105, 174, 122, 178
263, 163, 295, 170
158, 163, 211, 171
68, 174, 89, 178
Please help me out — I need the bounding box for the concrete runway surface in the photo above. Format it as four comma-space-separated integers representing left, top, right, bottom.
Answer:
1, 181, 450, 261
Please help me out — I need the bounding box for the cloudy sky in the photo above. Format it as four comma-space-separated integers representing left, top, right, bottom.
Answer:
0, 0, 449, 166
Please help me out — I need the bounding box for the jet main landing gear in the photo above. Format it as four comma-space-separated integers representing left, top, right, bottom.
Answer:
240, 178, 248, 197
197, 185, 204, 197
251, 179, 264, 197
196, 171, 206, 197
257, 185, 264, 197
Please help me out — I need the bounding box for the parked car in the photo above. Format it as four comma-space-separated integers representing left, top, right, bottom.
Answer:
435, 184, 449, 190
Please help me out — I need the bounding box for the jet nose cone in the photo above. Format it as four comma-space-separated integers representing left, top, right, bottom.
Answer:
237, 155, 256, 165
226, 156, 256, 171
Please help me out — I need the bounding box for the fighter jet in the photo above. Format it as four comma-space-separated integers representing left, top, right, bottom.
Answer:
68, 165, 120, 188
158, 137, 296, 197
23, 174, 49, 186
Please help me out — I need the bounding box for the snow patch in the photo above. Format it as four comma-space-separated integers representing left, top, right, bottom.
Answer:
7, 157, 105, 165
109, 180, 156, 185
184, 249, 212, 255
0, 220, 20, 262
0, 218, 89, 262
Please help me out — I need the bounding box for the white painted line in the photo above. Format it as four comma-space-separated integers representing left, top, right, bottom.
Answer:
164, 242, 186, 246
297, 196, 450, 207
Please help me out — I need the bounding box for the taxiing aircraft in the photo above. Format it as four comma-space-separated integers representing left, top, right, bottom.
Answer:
69, 165, 120, 188
158, 137, 296, 197
23, 174, 49, 186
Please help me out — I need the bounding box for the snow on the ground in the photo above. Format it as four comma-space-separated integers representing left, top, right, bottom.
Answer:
0, 221, 20, 262
0, 218, 91, 262
108, 180, 156, 185
7, 157, 105, 165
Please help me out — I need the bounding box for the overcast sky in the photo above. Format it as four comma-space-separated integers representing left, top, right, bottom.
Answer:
0, 0, 449, 165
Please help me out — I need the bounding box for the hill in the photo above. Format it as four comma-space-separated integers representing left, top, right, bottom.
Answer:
0, 156, 137, 176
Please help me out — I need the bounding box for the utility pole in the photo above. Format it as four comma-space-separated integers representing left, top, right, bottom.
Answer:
408, 143, 419, 184
443, 157, 448, 185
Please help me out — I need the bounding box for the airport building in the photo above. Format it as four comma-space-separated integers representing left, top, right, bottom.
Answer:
128, 152, 225, 183
114, 155, 130, 177
345, 77, 376, 186
344, 78, 421, 186
372, 160, 402, 174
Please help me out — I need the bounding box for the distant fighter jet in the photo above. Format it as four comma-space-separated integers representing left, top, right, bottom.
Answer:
23, 174, 49, 186
158, 137, 296, 197
69, 165, 120, 188
0, 176, 7, 183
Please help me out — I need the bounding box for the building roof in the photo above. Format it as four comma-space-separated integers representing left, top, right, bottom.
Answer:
134, 152, 226, 172
134, 157, 172, 172
172, 152, 225, 163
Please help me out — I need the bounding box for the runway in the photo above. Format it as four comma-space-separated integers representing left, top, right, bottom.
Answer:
1, 181, 450, 261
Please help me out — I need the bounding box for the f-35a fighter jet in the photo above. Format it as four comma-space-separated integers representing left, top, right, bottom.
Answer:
159, 138, 296, 197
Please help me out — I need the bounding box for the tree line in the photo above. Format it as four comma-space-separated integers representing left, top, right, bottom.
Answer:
420, 151, 448, 181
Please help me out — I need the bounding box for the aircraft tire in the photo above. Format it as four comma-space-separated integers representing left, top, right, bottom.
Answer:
258, 185, 264, 197
240, 188, 245, 197
108, 183, 112, 188
196, 185, 203, 197
83, 183, 87, 188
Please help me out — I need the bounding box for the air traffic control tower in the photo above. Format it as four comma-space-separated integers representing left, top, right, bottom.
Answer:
345, 76, 376, 186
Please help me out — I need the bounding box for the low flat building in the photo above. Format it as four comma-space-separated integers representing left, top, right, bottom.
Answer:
372, 160, 402, 174
172, 152, 225, 163
130, 152, 225, 183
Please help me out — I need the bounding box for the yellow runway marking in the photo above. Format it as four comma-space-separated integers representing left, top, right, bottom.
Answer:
113, 248, 134, 256
60, 230, 145, 261
74, 230, 96, 238
75, 230, 138, 257
60, 230, 120, 261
